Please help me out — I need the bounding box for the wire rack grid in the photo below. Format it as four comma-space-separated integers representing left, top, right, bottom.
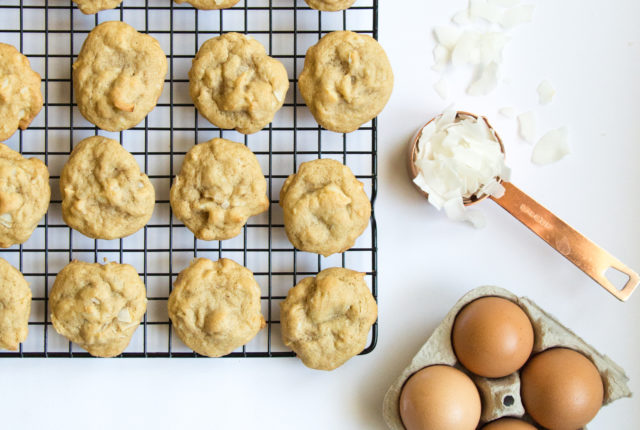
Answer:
0, 0, 378, 358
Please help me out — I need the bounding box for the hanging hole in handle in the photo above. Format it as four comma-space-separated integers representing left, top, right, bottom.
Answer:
502, 395, 515, 407
604, 267, 631, 291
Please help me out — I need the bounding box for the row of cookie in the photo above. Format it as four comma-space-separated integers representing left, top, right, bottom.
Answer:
0, 256, 377, 370
75, 0, 356, 15
0, 136, 371, 257
0, 21, 393, 141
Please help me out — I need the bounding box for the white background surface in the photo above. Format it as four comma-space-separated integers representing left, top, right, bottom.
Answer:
2, 0, 640, 428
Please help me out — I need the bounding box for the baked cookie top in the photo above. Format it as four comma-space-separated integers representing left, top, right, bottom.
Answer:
0, 143, 50, 248
174, 0, 240, 9
73, 21, 168, 132
49, 261, 147, 357
0, 258, 31, 351
0, 43, 43, 141
280, 267, 377, 370
189, 32, 289, 134
168, 258, 265, 357
170, 138, 269, 241
73, 0, 124, 14
298, 30, 393, 133
60, 136, 155, 240
304, 0, 355, 11
279, 158, 370, 257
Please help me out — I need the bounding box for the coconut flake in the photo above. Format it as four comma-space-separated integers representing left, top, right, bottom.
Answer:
500, 4, 535, 29
499, 107, 515, 118
469, 0, 502, 24
537, 80, 555, 105
433, 77, 449, 100
452, 10, 472, 26
517, 111, 537, 144
434, 26, 461, 49
468, 63, 500, 96
489, 0, 520, 7
532, 127, 570, 165
117, 308, 132, 323
432, 44, 450, 72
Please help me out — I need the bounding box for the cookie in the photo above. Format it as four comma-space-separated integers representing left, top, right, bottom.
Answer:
73, 21, 168, 132
168, 258, 265, 357
170, 138, 269, 241
0, 43, 43, 141
279, 158, 370, 256
60, 136, 155, 240
280, 267, 377, 370
304, 0, 355, 11
73, 0, 124, 14
0, 258, 31, 351
174, 0, 240, 9
189, 32, 289, 134
49, 261, 147, 357
0, 143, 50, 248
298, 30, 393, 133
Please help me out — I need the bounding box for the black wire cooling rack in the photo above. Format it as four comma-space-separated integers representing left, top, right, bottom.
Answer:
0, 0, 378, 357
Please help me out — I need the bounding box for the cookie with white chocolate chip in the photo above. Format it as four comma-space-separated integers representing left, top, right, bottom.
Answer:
174, 0, 240, 9
73, 21, 168, 131
280, 267, 378, 370
50, 261, 147, 357
0, 258, 31, 351
298, 31, 393, 133
168, 258, 265, 357
304, 0, 355, 11
279, 158, 371, 257
189, 32, 289, 134
170, 138, 269, 241
60, 136, 155, 240
0, 142, 50, 248
73, 0, 123, 14
0, 42, 43, 141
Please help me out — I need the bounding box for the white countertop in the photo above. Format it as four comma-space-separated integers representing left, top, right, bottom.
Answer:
2, 1, 639, 428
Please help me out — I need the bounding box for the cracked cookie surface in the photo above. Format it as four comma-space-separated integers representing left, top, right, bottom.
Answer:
189, 32, 289, 134
60, 136, 155, 240
73, 21, 168, 132
304, 0, 355, 11
0, 258, 31, 351
73, 0, 124, 14
280, 267, 377, 370
174, 0, 240, 9
0, 142, 50, 248
279, 158, 370, 256
168, 258, 265, 357
0, 43, 43, 141
170, 138, 269, 241
298, 30, 393, 133
50, 261, 147, 357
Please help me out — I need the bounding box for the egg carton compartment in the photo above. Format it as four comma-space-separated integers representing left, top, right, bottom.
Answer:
382, 286, 631, 429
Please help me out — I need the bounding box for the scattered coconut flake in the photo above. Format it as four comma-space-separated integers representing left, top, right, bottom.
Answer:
432, 44, 450, 72
468, 62, 500, 96
517, 111, 537, 144
444, 197, 486, 229
433, 77, 449, 100
532, 127, 570, 165
500, 4, 535, 29
117, 308, 132, 323
499, 107, 515, 118
489, 0, 520, 7
434, 26, 461, 49
452, 10, 472, 26
469, 0, 502, 24
537, 80, 555, 105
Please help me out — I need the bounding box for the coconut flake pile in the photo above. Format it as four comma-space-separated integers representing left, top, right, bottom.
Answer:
432, 0, 535, 99
413, 110, 511, 228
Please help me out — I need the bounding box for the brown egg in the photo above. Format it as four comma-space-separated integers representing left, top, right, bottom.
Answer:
521, 348, 604, 430
452, 297, 534, 378
482, 417, 537, 429
399, 365, 481, 430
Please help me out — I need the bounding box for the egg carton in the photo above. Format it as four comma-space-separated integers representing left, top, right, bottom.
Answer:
382, 286, 631, 429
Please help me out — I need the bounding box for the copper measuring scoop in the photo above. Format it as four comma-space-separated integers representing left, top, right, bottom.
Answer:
407, 111, 639, 302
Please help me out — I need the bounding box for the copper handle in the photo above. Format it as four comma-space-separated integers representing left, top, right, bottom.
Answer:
490, 182, 639, 301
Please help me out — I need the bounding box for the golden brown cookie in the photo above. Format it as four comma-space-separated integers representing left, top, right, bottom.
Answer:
73, 21, 168, 132
0, 258, 31, 351
174, 0, 240, 9
279, 158, 370, 256
298, 31, 393, 133
0, 43, 43, 141
0, 143, 50, 248
304, 0, 355, 11
189, 32, 289, 134
73, 0, 124, 14
60, 136, 155, 240
280, 267, 377, 370
170, 138, 269, 241
49, 261, 147, 357
168, 258, 265, 357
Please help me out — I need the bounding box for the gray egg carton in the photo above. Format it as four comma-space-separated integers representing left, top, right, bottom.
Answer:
382, 286, 631, 429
